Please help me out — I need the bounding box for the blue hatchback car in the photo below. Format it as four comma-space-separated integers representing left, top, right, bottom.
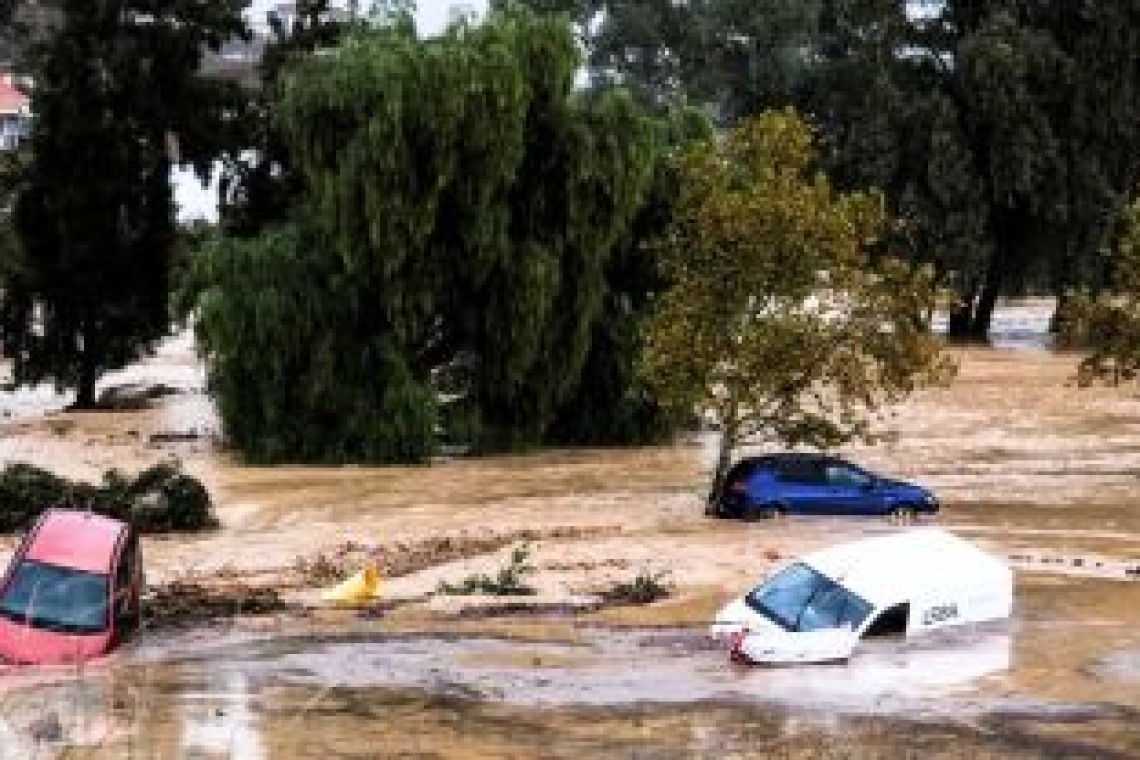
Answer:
710, 453, 938, 519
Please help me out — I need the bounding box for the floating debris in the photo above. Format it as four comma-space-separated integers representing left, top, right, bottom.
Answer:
144, 581, 288, 629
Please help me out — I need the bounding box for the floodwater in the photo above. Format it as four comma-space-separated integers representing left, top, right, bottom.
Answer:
2, 299, 1140, 757
1, 597, 1139, 758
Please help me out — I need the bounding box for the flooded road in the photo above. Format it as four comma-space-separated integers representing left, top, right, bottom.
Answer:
2, 590, 1139, 759
2, 299, 1140, 757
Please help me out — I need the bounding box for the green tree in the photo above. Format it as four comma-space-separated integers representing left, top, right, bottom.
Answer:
218, 0, 357, 235
0, 147, 25, 295
0, 1, 57, 69
545, 106, 710, 445
503, 0, 820, 122
186, 224, 438, 462
1, 0, 246, 407
813, 1, 1140, 340
1062, 199, 1140, 387
640, 111, 952, 502
188, 11, 665, 462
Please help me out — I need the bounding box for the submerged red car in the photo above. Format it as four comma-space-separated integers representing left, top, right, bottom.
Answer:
0, 509, 142, 665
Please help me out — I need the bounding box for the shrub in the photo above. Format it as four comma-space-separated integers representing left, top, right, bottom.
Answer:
0, 461, 217, 533
0, 464, 68, 529
438, 544, 537, 596
599, 570, 673, 606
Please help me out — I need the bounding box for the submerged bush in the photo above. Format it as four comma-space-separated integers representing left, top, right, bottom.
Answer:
438, 544, 537, 596
599, 570, 673, 606
0, 462, 218, 533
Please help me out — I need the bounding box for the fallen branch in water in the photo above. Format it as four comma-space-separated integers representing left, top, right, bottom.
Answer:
143, 581, 289, 629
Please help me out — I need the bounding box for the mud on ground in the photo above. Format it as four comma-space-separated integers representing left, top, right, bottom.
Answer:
0, 301, 1138, 757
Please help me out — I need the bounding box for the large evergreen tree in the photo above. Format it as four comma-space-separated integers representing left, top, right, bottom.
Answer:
517, 1, 1140, 340
812, 0, 1140, 339
218, 0, 353, 235
188, 11, 666, 462
503, 0, 820, 122
1, 0, 246, 407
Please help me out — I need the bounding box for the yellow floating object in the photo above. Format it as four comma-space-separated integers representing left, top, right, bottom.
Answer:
320, 561, 383, 605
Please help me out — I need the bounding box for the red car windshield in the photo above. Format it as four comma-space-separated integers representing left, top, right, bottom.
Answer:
0, 560, 110, 634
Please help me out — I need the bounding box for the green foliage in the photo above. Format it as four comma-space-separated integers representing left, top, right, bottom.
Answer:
811, 1, 1140, 338
507, 0, 821, 122
544, 107, 709, 446
1, 0, 247, 407
0, 146, 27, 291
640, 111, 953, 494
187, 224, 437, 464
0, 462, 217, 533
599, 569, 672, 606
190, 10, 673, 462
517, 2, 1140, 339
1063, 199, 1140, 386
438, 544, 537, 596
219, 0, 356, 235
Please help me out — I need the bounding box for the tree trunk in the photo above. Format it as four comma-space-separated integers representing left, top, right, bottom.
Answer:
946, 301, 974, 340
707, 427, 735, 511
1049, 291, 1068, 335
946, 286, 976, 341
969, 272, 1001, 340
73, 357, 98, 410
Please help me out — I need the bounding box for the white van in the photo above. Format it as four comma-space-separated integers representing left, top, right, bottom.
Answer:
712, 528, 1013, 664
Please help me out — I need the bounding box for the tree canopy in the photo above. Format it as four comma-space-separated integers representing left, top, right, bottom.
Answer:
512, 1, 1140, 341
502, 0, 821, 122
803, 1, 1140, 339
0, 0, 247, 407
218, 0, 356, 235
187, 11, 675, 462
1062, 199, 1140, 387
639, 111, 952, 496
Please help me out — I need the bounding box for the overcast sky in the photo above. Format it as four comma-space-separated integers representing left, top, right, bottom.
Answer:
246, 0, 488, 35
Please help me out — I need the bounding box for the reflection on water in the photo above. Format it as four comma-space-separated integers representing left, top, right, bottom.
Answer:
268, 628, 1014, 711
179, 668, 265, 759
931, 302, 1055, 351
1, 628, 1012, 753
0, 676, 125, 758
0, 626, 1135, 757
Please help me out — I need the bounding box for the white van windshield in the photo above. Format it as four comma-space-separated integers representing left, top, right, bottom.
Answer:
745, 562, 873, 632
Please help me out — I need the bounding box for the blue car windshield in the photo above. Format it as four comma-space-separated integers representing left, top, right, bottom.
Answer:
745, 562, 872, 633
0, 560, 110, 634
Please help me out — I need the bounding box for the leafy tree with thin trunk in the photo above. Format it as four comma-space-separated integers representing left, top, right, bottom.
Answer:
639, 111, 953, 504
0, 0, 246, 408
1062, 199, 1140, 387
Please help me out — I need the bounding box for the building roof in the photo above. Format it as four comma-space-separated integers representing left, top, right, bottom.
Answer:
24, 510, 127, 575
0, 75, 29, 116
803, 528, 1012, 610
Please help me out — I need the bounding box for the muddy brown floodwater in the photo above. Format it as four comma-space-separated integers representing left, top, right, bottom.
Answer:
1, 300, 1139, 757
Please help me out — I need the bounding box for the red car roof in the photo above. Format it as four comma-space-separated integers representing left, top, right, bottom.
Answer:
23, 510, 127, 575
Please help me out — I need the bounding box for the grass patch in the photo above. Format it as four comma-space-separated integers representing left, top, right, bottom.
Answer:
599, 570, 673, 606
438, 543, 537, 596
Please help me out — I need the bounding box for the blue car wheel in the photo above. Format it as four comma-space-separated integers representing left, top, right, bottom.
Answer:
887, 505, 919, 522
745, 503, 785, 521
